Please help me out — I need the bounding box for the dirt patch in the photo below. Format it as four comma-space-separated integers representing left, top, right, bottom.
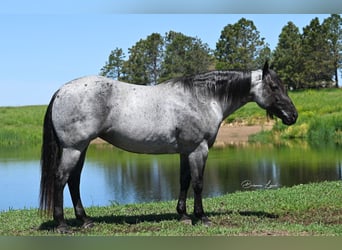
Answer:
214, 122, 273, 147
91, 123, 273, 147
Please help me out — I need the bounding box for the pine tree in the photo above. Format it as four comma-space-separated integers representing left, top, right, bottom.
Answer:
124, 33, 164, 85
215, 18, 266, 71
255, 44, 272, 70
100, 48, 125, 80
161, 31, 212, 81
272, 22, 303, 89
323, 14, 342, 88
124, 39, 148, 84
302, 17, 334, 88
145, 33, 164, 85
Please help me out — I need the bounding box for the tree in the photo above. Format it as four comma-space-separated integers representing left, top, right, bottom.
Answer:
255, 44, 272, 70
215, 18, 267, 71
302, 17, 334, 87
145, 33, 164, 85
124, 41, 147, 84
323, 14, 342, 88
124, 33, 164, 85
272, 22, 303, 89
161, 31, 212, 81
100, 47, 125, 80
107, 31, 212, 85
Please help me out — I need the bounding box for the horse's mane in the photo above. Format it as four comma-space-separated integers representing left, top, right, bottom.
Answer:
169, 71, 251, 101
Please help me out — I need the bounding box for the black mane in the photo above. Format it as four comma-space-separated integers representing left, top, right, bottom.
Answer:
172, 71, 251, 101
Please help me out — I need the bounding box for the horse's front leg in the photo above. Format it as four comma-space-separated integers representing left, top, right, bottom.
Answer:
177, 153, 192, 224
188, 141, 211, 226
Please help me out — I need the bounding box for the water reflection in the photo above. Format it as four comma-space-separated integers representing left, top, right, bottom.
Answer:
0, 144, 341, 212
93, 156, 179, 205
337, 161, 342, 180
0, 161, 40, 211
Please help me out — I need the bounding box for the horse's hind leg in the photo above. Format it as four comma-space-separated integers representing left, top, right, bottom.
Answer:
68, 147, 94, 228
53, 148, 84, 233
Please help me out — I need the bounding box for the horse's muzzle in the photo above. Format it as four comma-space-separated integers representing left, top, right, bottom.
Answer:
282, 110, 298, 125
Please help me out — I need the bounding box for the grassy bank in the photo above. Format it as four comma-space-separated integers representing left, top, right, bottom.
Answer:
229, 88, 342, 146
0, 105, 46, 147
0, 181, 341, 236
1, 88, 342, 146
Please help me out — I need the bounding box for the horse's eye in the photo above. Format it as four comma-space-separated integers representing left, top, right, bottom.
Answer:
270, 84, 278, 91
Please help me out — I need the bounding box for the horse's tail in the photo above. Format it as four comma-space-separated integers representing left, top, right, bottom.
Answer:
39, 91, 61, 216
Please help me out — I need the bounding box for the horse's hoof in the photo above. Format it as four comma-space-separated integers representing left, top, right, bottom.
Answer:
56, 224, 73, 234
82, 219, 95, 229
180, 214, 192, 225
201, 217, 212, 227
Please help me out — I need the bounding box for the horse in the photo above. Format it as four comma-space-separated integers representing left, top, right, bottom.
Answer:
39, 62, 297, 232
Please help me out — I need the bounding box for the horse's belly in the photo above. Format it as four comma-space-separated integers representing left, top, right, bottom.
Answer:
100, 130, 179, 154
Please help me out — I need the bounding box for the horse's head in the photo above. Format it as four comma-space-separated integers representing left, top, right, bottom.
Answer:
251, 62, 298, 125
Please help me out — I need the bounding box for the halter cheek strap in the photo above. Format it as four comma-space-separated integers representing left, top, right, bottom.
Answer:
250, 69, 265, 106
251, 70, 263, 86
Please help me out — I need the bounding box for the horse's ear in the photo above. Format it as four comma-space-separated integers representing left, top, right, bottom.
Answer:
262, 61, 269, 77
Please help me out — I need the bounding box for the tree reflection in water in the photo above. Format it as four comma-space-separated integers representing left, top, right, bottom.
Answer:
83, 145, 342, 206
0, 144, 341, 211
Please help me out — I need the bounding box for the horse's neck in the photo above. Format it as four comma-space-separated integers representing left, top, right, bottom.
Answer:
219, 79, 254, 119
220, 95, 251, 120
220, 69, 264, 119
175, 70, 256, 121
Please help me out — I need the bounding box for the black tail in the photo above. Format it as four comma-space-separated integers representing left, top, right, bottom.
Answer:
39, 91, 61, 216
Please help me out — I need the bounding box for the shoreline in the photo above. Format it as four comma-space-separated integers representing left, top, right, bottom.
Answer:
214, 122, 273, 147
91, 123, 273, 147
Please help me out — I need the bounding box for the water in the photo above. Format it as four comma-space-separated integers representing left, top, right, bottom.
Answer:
0, 144, 341, 212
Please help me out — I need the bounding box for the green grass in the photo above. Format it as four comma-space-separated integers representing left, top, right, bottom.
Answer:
1, 88, 342, 146
226, 102, 266, 125
286, 89, 342, 144
1, 181, 341, 236
0, 106, 46, 147
238, 88, 342, 146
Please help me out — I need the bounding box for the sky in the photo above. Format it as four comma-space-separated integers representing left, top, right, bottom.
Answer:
0, 1, 340, 106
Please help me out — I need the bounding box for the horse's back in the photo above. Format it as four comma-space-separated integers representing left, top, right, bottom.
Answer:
51, 76, 118, 148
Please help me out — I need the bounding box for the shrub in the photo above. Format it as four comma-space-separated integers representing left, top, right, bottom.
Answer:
308, 115, 342, 148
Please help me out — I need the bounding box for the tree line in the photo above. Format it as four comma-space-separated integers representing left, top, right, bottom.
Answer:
100, 15, 342, 89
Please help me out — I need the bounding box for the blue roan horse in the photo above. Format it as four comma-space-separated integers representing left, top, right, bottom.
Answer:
40, 62, 297, 232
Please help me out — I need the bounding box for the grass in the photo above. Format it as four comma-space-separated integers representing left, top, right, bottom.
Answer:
226, 102, 266, 125
237, 88, 342, 146
0, 181, 341, 236
0, 105, 46, 147
1, 88, 342, 147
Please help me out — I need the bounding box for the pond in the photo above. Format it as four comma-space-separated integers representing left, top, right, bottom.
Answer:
0, 143, 341, 212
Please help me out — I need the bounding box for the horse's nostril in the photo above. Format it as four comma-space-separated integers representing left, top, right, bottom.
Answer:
292, 112, 298, 122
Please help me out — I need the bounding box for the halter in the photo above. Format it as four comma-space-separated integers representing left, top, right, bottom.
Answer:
250, 69, 265, 106
251, 70, 263, 85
